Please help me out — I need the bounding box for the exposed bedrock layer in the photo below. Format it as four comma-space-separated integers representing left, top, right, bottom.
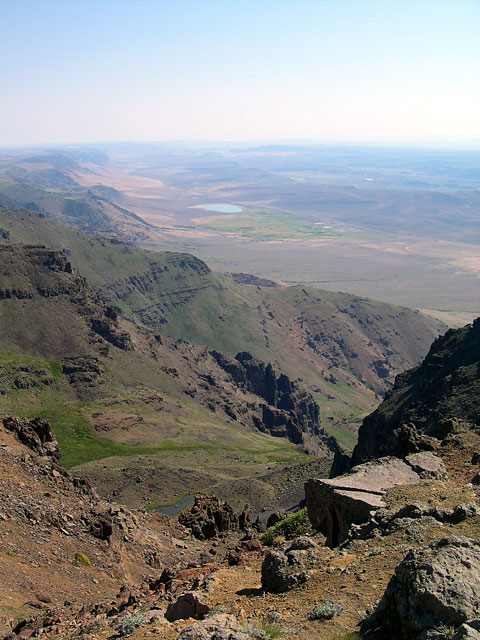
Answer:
305, 453, 448, 547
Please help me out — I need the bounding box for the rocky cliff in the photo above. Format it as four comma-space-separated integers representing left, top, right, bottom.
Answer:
0, 244, 133, 359
211, 350, 335, 453
345, 319, 480, 468
0, 207, 447, 436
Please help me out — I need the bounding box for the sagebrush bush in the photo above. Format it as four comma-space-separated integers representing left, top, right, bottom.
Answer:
307, 601, 343, 620
262, 508, 311, 546
243, 616, 300, 639
116, 614, 147, 636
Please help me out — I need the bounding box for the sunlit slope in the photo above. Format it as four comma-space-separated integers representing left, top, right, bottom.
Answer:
0, 243, 324, 511
0, 207, 445, 442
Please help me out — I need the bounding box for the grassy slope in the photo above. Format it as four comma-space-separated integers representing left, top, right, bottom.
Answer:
0, 245, 312, 512
0, 341, 309, 510
0, 208, 446, 447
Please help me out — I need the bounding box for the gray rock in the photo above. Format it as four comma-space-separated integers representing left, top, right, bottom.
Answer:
405, 452, 448, 481
351, 501, 480, 541
287, 536, 316, 551
261, 548, 309, 593
364, 536, 480, 639
177, 614, 250, 640
305, 456, 421, 547
453, 624, 480, 640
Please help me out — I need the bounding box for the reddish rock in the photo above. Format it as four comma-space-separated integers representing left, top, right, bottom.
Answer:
164, 593, 210, 622
239, 538, 263, 552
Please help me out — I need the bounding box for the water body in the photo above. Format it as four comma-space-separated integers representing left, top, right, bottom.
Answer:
157, 493, 195, 516
193, 203, 243, 213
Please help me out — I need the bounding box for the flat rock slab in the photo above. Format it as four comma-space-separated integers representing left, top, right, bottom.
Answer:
405, 451, 448, 481
305, 456, 422, 547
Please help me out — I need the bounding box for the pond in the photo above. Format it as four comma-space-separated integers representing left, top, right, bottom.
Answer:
156, 493, 195, 516
192, 203, 243, 214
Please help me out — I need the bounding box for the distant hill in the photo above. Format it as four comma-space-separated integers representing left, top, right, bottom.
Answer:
0, 151, 165, 245
0, 207, 446, 448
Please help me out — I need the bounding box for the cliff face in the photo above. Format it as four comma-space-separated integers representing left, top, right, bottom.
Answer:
99, 253, 214, 327
0, 242, 336, 514
349, 319, 480, 467
211, 350, 335, 453
0, 208, 448, 434
0, 244, 132, 360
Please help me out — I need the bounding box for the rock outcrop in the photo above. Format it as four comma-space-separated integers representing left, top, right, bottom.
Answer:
0, 244, 133, 359
305, 454, 448, 547
211, 350, 336, 452
351, 501, 479, 541
364, 536, 480, 639
178, 495, 250, 540
164, 593, 210, 622
229, 272, 278, 288
349, 319, 480, 468
2, 416, 60, 459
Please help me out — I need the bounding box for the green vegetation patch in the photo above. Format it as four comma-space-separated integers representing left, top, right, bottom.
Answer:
193, 209, 341, 240
262, 507, 311, 546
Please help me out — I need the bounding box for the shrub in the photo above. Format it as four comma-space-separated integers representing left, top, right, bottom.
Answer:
116, 614, 147, 636
431, 625, 457, 639
262, 508, 311, 546
207, 604, 229, 616
272, 535, 286, 547
307, 601, 343, 621
74, 552, 91, 566
243, 616, 300, 639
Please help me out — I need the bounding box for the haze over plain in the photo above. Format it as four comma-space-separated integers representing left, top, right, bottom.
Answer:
0, 1, 478, 319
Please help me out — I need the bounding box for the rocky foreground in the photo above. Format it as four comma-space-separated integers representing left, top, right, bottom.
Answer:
1, 320, 479, 640
0, 408, 479, 640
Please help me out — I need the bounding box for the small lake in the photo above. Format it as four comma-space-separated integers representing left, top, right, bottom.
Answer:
156, 493, 195, 516
192, 203, 243, 214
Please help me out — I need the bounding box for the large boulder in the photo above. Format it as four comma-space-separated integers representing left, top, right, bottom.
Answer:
164, 593, 209, 622
305, 456, 423, 547
261, 539, 316, 593
364, 536, 480, 639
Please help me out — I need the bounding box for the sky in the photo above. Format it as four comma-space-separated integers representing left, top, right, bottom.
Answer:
1, 0, 479, 146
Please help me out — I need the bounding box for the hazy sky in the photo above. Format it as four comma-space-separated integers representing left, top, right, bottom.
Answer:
1, 0, 479, 146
